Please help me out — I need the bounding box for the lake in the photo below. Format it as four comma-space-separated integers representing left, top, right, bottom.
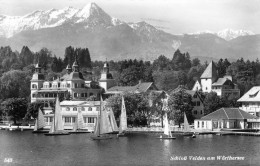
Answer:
0, 130, 259, 166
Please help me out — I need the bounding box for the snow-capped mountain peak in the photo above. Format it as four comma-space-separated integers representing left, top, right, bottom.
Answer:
0, 2, 121, 38
185, 29, 254, 40
217, 29, 254, 41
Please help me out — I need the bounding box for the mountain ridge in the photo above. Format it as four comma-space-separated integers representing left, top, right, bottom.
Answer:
0, 3, 259, 61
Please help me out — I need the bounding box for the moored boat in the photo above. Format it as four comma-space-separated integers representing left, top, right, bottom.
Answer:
157, 112, 176, 139
117, 96, 127, 137
91, 97, 113, 140
44, 97, 70, 136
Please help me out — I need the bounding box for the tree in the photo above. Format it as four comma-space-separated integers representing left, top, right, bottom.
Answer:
152, 55, 172, 71
203, 92, 225, 115
24, 101, 44, 120
168, 87, 193, 127
0, 70, 31, 99
106, 92, 150, 126
1, 98, 28, 125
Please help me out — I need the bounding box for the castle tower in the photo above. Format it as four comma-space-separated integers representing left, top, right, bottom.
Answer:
66, 64, 72, 74
31, 63, 45, 102
200, 61, 218, 93
99, 61, 116, 91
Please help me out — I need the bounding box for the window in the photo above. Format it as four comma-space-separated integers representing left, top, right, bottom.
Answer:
66, 107, 70, 111
58, 83, 60, 87
85, 93, 88, 97
32, 84, 37, 89
201, 110, 203, 114
88, 117, 95, 123
81, 84, 84, 88
202, 121, 204, 128
90, 93, 93, 96
96, 107, 100, 112
74, 93, 77, 98
49, 117, 53, 122
67, 84, 70, 88
81, 93, 84, 97
32, 94, 36, 98
206, 87, 208, 90
75, 83, 78, 88
72, 117, 76, 123
88, 107, 93, 111
73, 107, 77, 111
81, 107, 85, 111
194, 110, 197, 114
65, 117, 71, 123
197, 101, 200, 106
84, 117, 87, 123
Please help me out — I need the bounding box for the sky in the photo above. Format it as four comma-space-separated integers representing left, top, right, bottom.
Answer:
0, 0, 259, 34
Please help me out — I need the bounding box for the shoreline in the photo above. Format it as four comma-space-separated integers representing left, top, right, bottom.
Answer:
1, 125, 260, 136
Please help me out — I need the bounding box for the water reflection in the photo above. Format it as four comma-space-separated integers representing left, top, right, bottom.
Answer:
0, 131, 259, 166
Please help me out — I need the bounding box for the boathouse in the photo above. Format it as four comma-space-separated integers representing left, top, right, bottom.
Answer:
194, 108, 258, 130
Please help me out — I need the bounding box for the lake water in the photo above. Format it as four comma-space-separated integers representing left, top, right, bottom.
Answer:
0, 130, 259, 166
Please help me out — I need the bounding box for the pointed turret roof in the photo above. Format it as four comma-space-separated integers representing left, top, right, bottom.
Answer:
200, 61, 217, 79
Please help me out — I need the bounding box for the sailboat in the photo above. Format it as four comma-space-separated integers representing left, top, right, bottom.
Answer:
182, 112, 196, 138
45, 97, 70, 136
108, 107, 119, 134
117, 96, 127, 137
91, 97, 113, 140
32, 108, 48, 133
70, 108, 91, 134
157, 112, 176, 139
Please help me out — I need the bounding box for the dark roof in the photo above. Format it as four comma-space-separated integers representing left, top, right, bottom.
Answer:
201, 108, 258, 120
60, 72, 84, 81
200, 61, 218, 79
107, 82, 155, 93
212, 78, 234, 86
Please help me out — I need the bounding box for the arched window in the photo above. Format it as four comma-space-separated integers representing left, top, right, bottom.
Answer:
74, 93, 77, 98
88, 107, 92, 111
81, 107, 85, 111
73, 107, 77, 111
66, 107, 70, 111
32, 84, 37, 89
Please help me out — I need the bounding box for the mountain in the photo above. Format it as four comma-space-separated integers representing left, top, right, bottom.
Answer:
187, 29, 255, 41
216, 29, 254, 41
0, 3, 259, 61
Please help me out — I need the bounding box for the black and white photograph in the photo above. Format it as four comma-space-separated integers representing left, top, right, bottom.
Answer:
0, 0, 260, 165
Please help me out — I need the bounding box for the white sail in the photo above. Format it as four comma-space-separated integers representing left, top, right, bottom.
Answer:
164, 113, 169, 136
119, 96, 127, 134
49, 117, 55, 133
37, 108, 46, 129
34, 119, 38, 131
77, 109, 84, 129
54, 97, 63, 131
183, 112, 190, 132
99, 99, 113, 135
108, 108, 119, 132
34, 108, 46, 131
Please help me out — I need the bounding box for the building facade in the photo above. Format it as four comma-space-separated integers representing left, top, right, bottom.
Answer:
192, 61, 240, 99
31, 61, 103, 105
238, 86, 260, 117
194, 108, 257, 130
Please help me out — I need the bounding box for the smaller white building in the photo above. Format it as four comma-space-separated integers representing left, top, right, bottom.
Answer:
194, 108, 257, 130
44, 100, 100, 131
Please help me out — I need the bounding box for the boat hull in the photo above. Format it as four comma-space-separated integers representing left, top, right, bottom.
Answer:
32, 130, 49, 133
69, 131, 91, 134
91, 135, 113, 140
117, 133, 126, 137
156, 137, 176, 139
44, 131, 70, 136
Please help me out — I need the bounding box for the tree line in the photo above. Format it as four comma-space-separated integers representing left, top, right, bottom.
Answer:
0, 45, 260, 126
